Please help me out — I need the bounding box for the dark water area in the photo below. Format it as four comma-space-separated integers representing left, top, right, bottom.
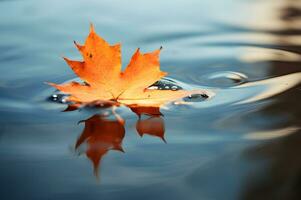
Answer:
1, 0, 301, 200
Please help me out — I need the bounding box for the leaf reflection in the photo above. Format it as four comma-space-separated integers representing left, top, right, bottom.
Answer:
75, 114, 125, 177
73, 106, 166, 178
131, 106, 166, 143
136, 116, 166, 143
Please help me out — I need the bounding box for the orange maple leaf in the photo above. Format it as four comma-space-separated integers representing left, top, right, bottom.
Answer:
48, 24, 201, 107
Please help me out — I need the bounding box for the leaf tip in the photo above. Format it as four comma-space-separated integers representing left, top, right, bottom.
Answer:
90, 23, 95, 33
133, 48, 141, 57
151, 47, 162, 57
44, 81, 54, 86
162, 136, 167, 144
74, 41, 84, 51
161, 71, 168, 77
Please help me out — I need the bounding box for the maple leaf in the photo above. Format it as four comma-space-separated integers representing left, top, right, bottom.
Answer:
48, 24, 202, 107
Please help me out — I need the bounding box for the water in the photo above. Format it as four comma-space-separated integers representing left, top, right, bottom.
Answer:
1, 0, 301, 199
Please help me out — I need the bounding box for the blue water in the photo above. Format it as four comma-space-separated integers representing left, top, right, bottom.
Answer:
0, 0, 301, 199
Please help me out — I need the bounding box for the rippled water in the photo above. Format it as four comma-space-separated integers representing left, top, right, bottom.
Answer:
1, 0, 301, 199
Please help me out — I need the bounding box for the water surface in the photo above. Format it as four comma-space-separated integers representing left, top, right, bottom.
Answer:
0, 0, 301, 200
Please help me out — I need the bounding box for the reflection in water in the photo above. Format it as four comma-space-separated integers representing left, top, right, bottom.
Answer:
131, 106, 166, 142
242, 129, 301, 200
243, 126, 299, 140
234, 72, 301, 105
74, 106, 166, 177
136, 116, 166, 143
240, 1, 301, 200
75, 114, 125, 177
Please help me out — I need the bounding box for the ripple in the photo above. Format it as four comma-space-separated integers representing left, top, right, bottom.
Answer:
201, 71, 248, 88
243, 126, 300, 140
234, 72, 301, 105
171, 72, 301, 111
239, 47, 301, 62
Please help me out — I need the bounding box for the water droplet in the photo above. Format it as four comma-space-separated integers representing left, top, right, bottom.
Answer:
201, 94, 209, 98
148, 86, 158, 90
183, 94, 209, 102
171, 86, 178, 91
48, 93, 69, 104
149, 78, 183, 91
103, 111, 110, 116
